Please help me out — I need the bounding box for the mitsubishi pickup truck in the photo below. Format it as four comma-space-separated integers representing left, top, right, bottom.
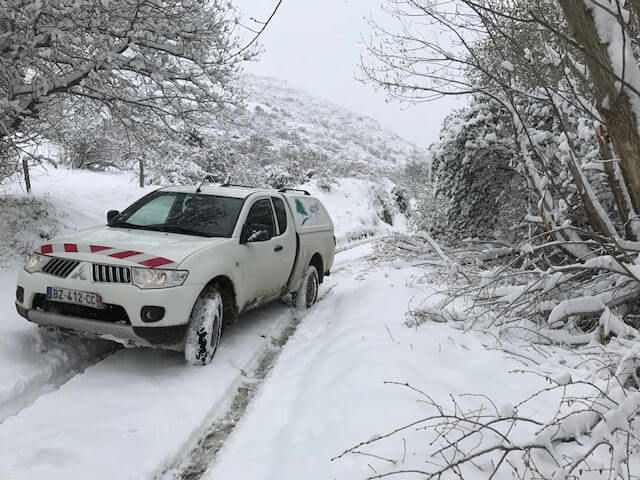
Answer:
15, 184, 335, 365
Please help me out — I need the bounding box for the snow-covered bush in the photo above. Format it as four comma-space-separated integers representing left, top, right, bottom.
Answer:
0, 195, 59, 267
55, 118, 132, 171
422, 97, 526, 241
303, 177, 407, 246
143, 157, 205, 187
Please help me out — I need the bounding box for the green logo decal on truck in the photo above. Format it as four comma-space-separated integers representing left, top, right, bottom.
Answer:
295, 199, 310, 225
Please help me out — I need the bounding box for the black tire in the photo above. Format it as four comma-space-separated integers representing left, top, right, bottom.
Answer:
184, 286, 224, 366
294, 265, 320, 310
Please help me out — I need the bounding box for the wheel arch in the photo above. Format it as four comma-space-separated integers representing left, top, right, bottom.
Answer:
309, 252, 324, 284
205, 275, 238, 324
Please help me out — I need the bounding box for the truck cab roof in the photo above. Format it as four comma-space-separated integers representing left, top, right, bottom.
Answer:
159, 185, 274, 199
160, 184, 314, 199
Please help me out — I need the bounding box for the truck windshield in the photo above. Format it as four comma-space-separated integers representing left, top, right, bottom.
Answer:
109, 191, 244, 238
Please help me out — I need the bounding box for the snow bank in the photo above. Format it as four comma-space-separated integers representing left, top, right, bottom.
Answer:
1, 167, 155, 267
303, 177, 408, 247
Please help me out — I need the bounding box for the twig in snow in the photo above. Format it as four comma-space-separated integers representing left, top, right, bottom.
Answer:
385, 325, 395, 343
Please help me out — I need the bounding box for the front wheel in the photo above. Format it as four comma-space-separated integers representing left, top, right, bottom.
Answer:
294, 265, 319, 310
185, 286, 224, 366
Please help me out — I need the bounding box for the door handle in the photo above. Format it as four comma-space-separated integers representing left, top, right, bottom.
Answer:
274, 245, 283, 252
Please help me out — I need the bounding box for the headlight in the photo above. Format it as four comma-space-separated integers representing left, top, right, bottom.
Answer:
24, 252, 51, 273
132, 268, 188, 289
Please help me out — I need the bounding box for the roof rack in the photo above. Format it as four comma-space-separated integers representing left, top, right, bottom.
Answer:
220, 183, 257, 189
278, 187, 310, 196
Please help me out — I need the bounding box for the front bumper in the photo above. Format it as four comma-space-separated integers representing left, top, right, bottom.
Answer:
16, 267, 205, 348
16, 303, 186, 349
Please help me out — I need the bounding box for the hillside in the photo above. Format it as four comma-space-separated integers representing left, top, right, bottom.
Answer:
232, 75, 424, 170
145, 74, 424, 190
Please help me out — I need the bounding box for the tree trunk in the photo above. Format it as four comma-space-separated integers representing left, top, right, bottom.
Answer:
22, 158, 31, 193
597, 125, 636, 239
559, 0, 640, 216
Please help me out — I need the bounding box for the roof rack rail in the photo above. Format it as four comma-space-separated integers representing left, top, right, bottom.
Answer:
278, 187, 310, 196
220, 183, 257, 189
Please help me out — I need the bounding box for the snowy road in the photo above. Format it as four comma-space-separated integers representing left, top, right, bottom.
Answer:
0, 298, 298, 480
0, 245, 361, 480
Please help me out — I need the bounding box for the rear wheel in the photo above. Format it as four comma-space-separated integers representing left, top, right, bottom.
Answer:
294, 265, 319, 310
185, 286, 224, 366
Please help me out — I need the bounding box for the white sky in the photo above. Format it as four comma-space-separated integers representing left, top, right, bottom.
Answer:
234, 0, 458, 147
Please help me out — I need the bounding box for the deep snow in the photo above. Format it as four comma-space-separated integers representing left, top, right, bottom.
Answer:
0, 240, 553, 480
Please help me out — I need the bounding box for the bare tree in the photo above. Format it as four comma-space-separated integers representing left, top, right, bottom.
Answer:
0, 0, 250, 191
363, 1, 640, 247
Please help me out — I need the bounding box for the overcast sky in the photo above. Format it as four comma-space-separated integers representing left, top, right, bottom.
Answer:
234, 0, 459, 147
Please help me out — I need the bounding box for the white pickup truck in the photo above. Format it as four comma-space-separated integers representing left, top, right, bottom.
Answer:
15, 184, 335, 365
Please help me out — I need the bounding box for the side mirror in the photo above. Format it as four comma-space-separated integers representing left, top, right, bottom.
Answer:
107, 210, 120, 223
240, 223, 272, 244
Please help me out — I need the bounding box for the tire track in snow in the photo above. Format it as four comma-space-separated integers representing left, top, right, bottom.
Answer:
0, 303, 301, 480
160, 242, 374, 480
0, 242, 372, 480
159, 286, 337, 480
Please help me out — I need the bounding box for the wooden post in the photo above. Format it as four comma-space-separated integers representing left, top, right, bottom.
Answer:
22, 158, 31, 193
138, 157, 144, 188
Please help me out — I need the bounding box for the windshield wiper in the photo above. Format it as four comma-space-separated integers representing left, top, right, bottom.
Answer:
109, 221, 149, 230
156, 225, 211, 237
109, 222, 212, 237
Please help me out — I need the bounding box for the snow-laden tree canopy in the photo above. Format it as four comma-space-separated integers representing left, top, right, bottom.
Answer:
0, 0, 246, 161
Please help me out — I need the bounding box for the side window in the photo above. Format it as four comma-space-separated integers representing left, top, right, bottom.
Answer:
126, 194, 177, 226
272, 197, 288, 235
245, 199, 275, 238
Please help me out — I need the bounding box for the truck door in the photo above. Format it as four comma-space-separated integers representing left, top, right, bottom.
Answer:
239, 197, 294, 306
270, 195, 297, 291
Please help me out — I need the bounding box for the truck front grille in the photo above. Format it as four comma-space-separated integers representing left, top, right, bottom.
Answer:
42, 257, 80, 278
92, 264, 131, 283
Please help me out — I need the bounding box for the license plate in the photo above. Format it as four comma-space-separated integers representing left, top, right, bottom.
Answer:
47, 287, 103, 309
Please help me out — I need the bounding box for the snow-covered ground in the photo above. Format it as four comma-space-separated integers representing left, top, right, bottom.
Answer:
200, 245, 552, 480
1, 169, 555, 479
0, 238, 553, 480
0, 297, 299, 479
